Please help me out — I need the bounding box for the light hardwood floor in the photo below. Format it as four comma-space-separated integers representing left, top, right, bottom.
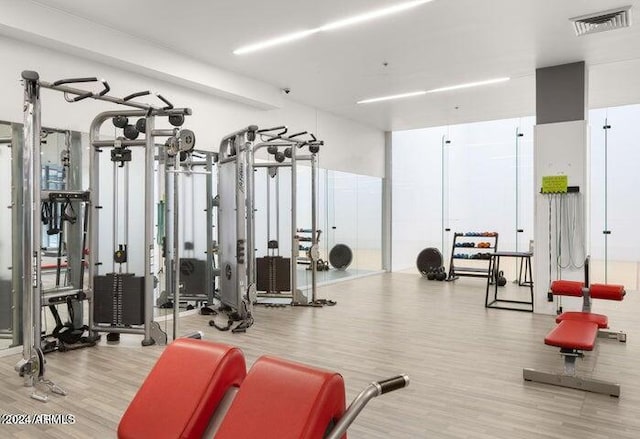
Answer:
1, 272, 639, 438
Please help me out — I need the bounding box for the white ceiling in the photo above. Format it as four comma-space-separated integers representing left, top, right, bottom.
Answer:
34, 0, 640, 131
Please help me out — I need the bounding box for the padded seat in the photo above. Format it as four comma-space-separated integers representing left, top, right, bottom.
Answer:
556, 312, 608, 329
118, 339, 246, 439
214, 355, 346, 439
544, 320, 598, 351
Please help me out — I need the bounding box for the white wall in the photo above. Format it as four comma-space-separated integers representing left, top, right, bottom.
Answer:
0, 36, 385, 178
533, 121, 588, 315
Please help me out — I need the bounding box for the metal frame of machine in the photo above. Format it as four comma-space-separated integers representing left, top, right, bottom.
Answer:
87, 107, 191, 346
14, 70, 192, 401
162, 148, 216, 339
211, 125, 333, 332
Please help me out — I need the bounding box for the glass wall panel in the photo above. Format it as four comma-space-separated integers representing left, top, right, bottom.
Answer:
589, 108, 607, 283
356, 175, 382, 271
327, 170, 358, 275
589, 105, 640, 287
392, 117, 535, 275
391, 126, 446, 271
0, 123, 14, 349
254, 161, 381, 291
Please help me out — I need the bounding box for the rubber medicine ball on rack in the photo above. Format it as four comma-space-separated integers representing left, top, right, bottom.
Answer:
329, 244, 353, 271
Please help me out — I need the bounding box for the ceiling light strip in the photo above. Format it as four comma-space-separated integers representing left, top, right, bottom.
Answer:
234, 0, 433, 55
357, 91, 427, 104
233, 29, 321, 55
319, 0, 432, 32
357, 77, 511, 104
426, 77, 510, 93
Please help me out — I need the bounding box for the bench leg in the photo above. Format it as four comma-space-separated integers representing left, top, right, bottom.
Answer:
598, 329, 627, 343
523, 368, 620, 397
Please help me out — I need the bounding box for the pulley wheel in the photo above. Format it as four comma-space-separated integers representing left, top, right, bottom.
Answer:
416, 248, 443, 276
329, 244, 353, 271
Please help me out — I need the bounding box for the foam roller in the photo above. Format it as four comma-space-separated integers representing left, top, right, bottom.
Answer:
550, 280, 584, 297
590, 284, 626, 301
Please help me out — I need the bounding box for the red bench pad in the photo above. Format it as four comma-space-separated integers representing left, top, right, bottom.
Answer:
556, 312, 608, 329
545, 320, 598, 351
214, 355, 346, 439
118, 339, 246, 439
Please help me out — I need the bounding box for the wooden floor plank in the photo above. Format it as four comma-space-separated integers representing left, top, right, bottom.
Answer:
1, 272, 639, 438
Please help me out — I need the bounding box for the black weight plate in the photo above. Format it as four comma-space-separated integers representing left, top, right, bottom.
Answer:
329, 244, 353, 270
416, 247, 443, 275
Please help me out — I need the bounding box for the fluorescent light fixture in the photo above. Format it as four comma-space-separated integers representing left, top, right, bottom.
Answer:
357, 91, 427, 104
233, 29, 320, 55
426, 77, 510, 93
234, 0, 432, 55
320, 0, 433, 32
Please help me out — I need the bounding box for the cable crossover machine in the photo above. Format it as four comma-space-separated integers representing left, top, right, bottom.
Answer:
14, 71, 193, 402
211, 125, 335, 333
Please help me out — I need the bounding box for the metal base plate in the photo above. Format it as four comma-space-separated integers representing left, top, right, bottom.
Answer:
523, 368, 620, 397
149, 321, 167, 346
598, 329, 627, 342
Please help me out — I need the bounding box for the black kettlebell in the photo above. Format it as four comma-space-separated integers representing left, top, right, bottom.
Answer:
275, 151, 285, 163
309, 144, 320, 154
267, 145, 278, 155
436, 270, 447, 281
496, 270, 507, 287
284, 147, 292, 158
426, 271, 436, 280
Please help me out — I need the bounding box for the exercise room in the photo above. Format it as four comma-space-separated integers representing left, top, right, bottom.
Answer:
1, 1, 639, 438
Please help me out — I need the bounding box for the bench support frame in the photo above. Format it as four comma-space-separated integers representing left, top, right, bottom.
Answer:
523, 349, 620, 397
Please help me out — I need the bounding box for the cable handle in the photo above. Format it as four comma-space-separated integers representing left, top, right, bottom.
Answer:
375, 375, 410, 395
52, 77, 111, 102
123, 90, 174, 109
257, 125, 287, 134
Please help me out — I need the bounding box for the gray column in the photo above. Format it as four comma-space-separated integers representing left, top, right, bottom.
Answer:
533, 61, 589, 314
382, 131, 392, 272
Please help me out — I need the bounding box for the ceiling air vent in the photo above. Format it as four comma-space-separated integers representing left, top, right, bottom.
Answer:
570, 5, 632, 36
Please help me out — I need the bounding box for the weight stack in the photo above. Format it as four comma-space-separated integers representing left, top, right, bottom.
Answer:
94, 273, 144, 326
0, 279, 12, 331
256, 256, 291, 293
179, 258, 207, 296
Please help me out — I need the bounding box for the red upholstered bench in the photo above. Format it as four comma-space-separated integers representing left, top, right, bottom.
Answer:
214, 355, 346, 439
524, 264, 625, 396
118, 339, 246, 439
556, 312, 608, 329
544, 320, 598, 351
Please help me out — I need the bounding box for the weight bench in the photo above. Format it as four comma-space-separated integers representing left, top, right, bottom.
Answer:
551, 279, 626, 342
215, 355, 346, 439
119, 339, 409, 439
118, 339, 246, 439
523, 268, 626, 397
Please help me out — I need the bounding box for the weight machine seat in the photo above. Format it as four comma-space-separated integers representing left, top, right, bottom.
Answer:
214, 355, 346, 439
118, 339, 246, 439
544, 320, 598, 351
556, 312, 609, 329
